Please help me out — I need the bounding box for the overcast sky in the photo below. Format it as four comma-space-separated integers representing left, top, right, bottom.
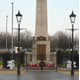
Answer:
0, 0, 79, 36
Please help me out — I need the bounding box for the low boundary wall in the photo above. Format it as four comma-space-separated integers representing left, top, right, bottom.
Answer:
27, 67, 56, 70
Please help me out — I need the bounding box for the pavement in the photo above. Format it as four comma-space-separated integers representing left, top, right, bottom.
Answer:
58, 70, 79, 75
0, 70, 26, 75
0, 71, 79, 80
0, 65, 26, 74
0, 66, 2, 70
0, 66, 79, 80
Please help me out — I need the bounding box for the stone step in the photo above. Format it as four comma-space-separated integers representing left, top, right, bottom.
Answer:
27, 67, 56, 70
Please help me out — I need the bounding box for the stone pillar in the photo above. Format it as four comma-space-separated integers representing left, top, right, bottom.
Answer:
53, 52, 57, 66
35, 0, 48, 39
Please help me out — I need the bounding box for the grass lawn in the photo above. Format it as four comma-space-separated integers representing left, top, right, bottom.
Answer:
0, 61, 3, 66
14, 62, 24, 67
14, 62, 18, 66
57, 63, 67, 67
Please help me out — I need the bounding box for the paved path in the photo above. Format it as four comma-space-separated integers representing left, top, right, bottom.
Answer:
58, 70, 79, 75
0, 66, 2, 69
0, 71, 79, 80
0, 70, 26, 74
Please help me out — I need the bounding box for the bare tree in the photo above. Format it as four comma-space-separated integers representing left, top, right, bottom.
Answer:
0, 30, 78, 52
20, 32, 26, 49
13, 30, 32, 50
7, 32, 11, 50
0, 32, 11, 50
24, 29, 32, 50
13, 31, 18, 47
74, 34, 79, 50
50, 31, 72, 50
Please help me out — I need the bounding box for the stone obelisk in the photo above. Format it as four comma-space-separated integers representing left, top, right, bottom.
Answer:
35, 0, 48, 40
33, 0, 50, 64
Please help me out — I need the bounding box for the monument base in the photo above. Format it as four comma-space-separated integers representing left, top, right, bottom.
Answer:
32, 40, 50, 63
24, 51, 57, 67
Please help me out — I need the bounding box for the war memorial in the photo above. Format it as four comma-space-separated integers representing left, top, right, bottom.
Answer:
24, 0, 56, 68
0, 0, 79, 80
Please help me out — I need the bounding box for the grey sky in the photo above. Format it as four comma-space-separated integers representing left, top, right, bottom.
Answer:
0, 0, 79, 36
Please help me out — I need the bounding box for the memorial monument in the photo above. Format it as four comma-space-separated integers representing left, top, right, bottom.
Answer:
32, 0, 50, 64
25, 0, 56, 66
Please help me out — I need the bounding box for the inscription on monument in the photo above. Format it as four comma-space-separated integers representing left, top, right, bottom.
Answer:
38, 7, 45, 14
37, 44, 46, 60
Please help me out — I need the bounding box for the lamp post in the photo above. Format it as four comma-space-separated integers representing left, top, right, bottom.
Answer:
6, 15, 8, 50
69, 11, 76, 75
15, 10, 23, 75
66, 11, 78, 75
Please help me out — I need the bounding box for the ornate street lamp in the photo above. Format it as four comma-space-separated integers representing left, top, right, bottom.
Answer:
69, 11, 76, 75
69, 11, 76, 24
16, 10, 22, 24
15, 10, 23, 75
